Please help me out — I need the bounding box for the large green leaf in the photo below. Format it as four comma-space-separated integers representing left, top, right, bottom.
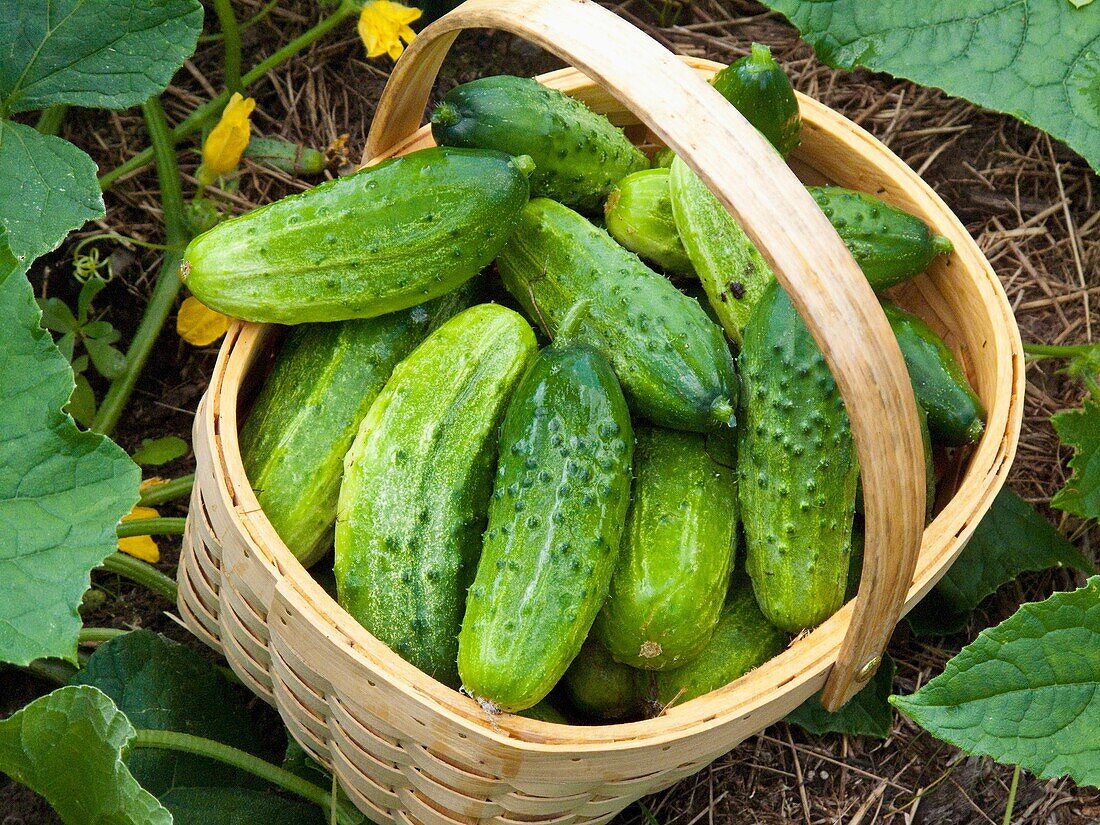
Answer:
71, 630, 285, 797
907, 488, 1093, 636
759, 0, 1100, 172
160, 787, 324, 825
892, 576, 1100, 787
0, 685, 172, 824
0, 242, 139, 666
1051, 397, 1100, 520
787, 655, 895, 738
0, 120, 103, 260
0, 0, 204, 113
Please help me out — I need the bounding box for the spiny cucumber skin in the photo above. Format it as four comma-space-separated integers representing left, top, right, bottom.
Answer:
882, 300, 985, 446
711, 44, 801, 158
431, 75, 648, 212
604, 169, 695, 275
458, 344, 634, 712
563, 639, 645, 720
496, 198, 738, 433
335, 304, 537, 687
240, 284, 475, 566
738, 281, 859, 633
181, 147, 530, 324
596, 426, 737, 670
808, 187, 953, 290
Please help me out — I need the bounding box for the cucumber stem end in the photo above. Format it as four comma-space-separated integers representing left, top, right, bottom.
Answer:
932, 234, 954, 255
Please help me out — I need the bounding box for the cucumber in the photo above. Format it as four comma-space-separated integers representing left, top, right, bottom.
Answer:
496, 198, 738, 432
335, 304, 537, 686
431, 76, 648, 212
652, 582, 789, 709
563, 639, 645, 720
240, 284, 474, 566
711, 44, 801, 158
651, 148, 675, 169
242, 136, 326, 176
458, 341, 634, 712
517, 699, 569, 724
882, 300, 985, 446
738, 280, 859, 632
181, 147, 531, 324
604, 169, 694, 276
595, 426, 737, 670
808, 187, 953, 290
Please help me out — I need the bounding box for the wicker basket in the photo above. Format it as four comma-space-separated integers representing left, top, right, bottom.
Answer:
178, 1, 1024, 822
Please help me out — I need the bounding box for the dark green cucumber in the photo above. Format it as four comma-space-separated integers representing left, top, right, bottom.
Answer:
808, 187, 953, 290
738, 280, 859, 632
517, 700, 569, 724
240, 284, 475, 566
563, 639, 645, 720
652, 582, 790, 709
458, 342, 634, 712
882, 300, 985, 446
181, 147, 531, 324
496, 198, 738, 432
595, 426, 737, 670
604, 169, 694, 275
711, 44, 801, 158
335, 304, 537, 686
431, 75, 647, 212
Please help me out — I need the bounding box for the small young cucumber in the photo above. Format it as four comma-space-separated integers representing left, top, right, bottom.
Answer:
335, 304, 537, 687
652, 581, 790, 709
431, 75, 648, 212
604, 169, 694, 276
240, 284, 475, 567
711, 43, 801, 158
808, 187, 953, 290
563, 639, 646, 720
458, 342, 634, 712
181, 147, 531, 324
738, 280, 860, 633
496, 198, 738, 432
242, 136, 326, 176
882, 300, 985, 446
595, 426, 737, 670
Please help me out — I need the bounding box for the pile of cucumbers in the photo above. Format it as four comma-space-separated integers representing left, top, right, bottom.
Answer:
182, 44, 984, 721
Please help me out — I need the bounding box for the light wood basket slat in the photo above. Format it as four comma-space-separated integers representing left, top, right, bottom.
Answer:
178, 2, 1023, 821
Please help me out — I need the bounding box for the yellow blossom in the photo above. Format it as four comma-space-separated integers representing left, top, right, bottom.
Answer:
177, 295, 231, 346
200, 92, 256, 184
119, 505, 161, 563
358, 1, 421, 61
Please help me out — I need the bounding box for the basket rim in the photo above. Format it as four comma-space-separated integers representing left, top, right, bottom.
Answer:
197, 58, 1024, 752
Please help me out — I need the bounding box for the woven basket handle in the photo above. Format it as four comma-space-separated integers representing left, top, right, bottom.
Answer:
365, 0, 925, 710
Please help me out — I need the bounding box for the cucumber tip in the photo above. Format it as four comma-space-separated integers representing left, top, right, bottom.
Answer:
430, 103, 458, 129
933, 234, 954, 255
965, 417, 985, 443
711, 397, 736, 429
178, 260, 191, 282
511, 154, 536, 178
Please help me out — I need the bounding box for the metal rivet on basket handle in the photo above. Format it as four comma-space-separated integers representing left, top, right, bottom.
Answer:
364, 0, 925, 710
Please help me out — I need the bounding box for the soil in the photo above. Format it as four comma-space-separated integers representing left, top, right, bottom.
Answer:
4, 1, 1098, 823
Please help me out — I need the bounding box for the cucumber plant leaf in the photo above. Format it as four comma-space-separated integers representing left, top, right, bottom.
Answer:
787, 654, 895, 738
160, 787, 325, 825
759, 0, 1100, 173
907, 488, 1093, 636
1051, 397, 1100, 520
0, 685, 172, 824
0, 241, 139, 666
892, 576, 1100, 787
0, 0, 204, 113
71, 630, 285, 797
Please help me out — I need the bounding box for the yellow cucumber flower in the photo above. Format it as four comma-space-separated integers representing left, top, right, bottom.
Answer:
177, 295, 231, 346
119, 505, 161, 563
358, 1, 421, 61
200, 92, 256, 184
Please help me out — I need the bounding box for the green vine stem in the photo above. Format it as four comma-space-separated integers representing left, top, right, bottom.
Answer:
200, 0, 281, 44
116, 517, 187, 538
1022, 342, 1099, 360
99, 552, 179, 603
98, 2, 358, 191
213, 0, 243, 92
35, 105, 69, 136
139, 473, 196, 506
92, 97, 189, 437
1002, 764, 1021, 825
78, 627, 128, 645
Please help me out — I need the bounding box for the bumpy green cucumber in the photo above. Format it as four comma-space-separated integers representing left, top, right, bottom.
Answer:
595, 426, 737, 670
563, 639, 645, 720
431, 75, 647, 212
604, 169, 694, 275
809, 187, 953, 290
711, 43, 801, 158
496, 198, 738, 432
181, 147, 531, 324
882, 300, 985, 446
738, 281, 859, 632
242, 136, 326, 175
240, 284, 475, 566
335, 305, 537, 686
652, 582, 790, 708
458, 342, 634, 712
